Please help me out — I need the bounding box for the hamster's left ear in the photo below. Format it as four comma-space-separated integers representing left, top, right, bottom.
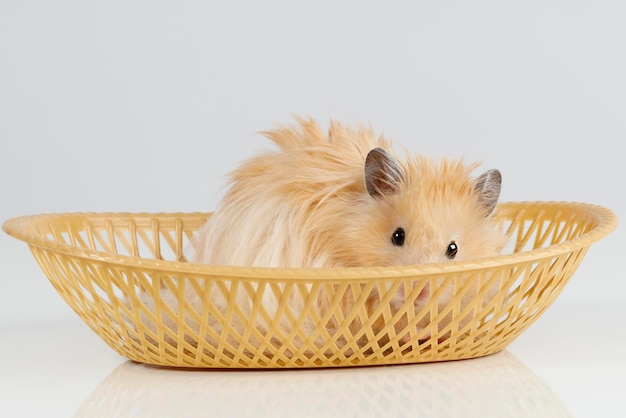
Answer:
364, 148, 404, 198
474, 169, 502, 216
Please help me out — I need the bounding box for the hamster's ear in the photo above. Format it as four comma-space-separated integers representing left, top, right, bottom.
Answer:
474, 169, 502, 216
365, 148, 404, 198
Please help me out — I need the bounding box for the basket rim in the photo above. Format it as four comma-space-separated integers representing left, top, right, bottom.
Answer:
2, 201, 618, 281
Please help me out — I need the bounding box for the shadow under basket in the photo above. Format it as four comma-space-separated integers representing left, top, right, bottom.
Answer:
3, 202, 617, 369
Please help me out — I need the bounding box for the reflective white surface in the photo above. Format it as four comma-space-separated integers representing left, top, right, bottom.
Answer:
74, 352, 570, 418
1, 301, 623, 417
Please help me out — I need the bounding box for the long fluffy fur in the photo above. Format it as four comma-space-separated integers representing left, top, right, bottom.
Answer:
144, 117, 508, 350
191, 117, 505, 267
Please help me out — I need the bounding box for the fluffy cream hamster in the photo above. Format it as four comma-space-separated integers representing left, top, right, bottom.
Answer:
147, 117, 508, 350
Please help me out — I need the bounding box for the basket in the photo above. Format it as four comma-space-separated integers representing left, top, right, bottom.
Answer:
3, 201, 617, 369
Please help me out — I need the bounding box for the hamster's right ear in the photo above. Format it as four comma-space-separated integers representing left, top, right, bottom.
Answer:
365, 148, 404, 198
474, 169, 502, 216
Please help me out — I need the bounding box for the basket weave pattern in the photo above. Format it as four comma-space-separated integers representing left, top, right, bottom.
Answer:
3, 202, 617, 368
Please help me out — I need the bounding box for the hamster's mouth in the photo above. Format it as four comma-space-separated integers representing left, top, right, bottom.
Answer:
414, 282, 430, 302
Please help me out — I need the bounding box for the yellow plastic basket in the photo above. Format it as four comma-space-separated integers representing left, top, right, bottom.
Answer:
3, 201, 617, 369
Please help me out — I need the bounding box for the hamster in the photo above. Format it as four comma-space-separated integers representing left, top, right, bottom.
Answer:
140, 117, 508, 353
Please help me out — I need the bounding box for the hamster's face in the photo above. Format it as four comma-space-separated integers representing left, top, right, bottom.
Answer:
353, 148, 507, 268
368, 194, 507, 267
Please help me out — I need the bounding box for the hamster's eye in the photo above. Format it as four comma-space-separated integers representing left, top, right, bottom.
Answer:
391, 228, 405, 246
446, 241, 458, 259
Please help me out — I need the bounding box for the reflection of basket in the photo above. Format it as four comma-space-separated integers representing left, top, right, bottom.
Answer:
74, 351, 571, 418
3, 202, 617, 368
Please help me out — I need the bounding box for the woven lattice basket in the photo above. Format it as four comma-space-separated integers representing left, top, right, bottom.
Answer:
3, 201, 617, 368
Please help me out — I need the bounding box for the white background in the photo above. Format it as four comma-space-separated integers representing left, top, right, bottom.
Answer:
1, 1, 624, 417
